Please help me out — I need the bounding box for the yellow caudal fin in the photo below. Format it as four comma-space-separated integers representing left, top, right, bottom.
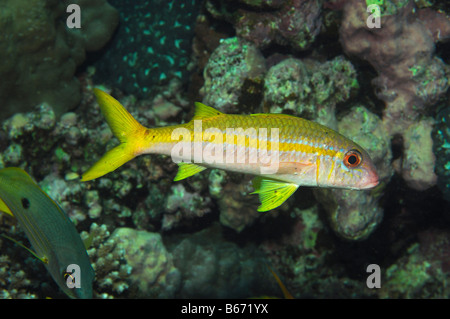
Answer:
81, 89, 148, 181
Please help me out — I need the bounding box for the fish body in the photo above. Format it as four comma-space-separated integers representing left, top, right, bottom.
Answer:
82, 89, 378, 211
0, 168, 94, 299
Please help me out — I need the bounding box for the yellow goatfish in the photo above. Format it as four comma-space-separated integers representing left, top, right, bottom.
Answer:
82, 89, 379, 211
0, 168, 95, 299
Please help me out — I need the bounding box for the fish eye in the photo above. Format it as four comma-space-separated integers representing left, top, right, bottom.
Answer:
344, 149, 362, 168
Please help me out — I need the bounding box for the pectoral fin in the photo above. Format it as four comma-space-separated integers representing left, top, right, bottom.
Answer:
251, 177, 299, 212
174, 162, 207, 181
0, 198, 13, 216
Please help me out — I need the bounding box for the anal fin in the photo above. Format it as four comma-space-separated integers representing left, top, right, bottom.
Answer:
0, 198, 13, 216
174, 162, 207, 181
251, 177, 299, 212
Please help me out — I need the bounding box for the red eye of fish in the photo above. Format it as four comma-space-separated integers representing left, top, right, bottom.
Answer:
344, 149, 362, 168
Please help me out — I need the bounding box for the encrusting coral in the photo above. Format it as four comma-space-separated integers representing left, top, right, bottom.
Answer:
0, 0, 118, 118
340, 0, 449, 192
206, 0, 323, 51
340, 0, 450, 124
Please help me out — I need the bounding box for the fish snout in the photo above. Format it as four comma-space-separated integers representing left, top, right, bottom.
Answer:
362, 169, 379, 189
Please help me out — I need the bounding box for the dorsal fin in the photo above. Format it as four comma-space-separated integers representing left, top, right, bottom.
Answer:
250, 113, 297, 119
192, 102, 224, 120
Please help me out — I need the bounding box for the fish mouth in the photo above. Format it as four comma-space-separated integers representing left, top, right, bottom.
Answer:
363, 172, 379, 189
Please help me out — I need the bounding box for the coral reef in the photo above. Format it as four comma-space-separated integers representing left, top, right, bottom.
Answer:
215, 175, 261, 232
93, 0, 202, 98
379, 228, 450, 298
260, 206, 377, 298
432, 106, 450, 201
263, 55, 358, 126
340, 0, 450, 124
81, 223, 131, 297
170, 224, 277, 298
394, 118, 437, 191
200, 37, 267, 113
0, 255, 36, 299
2, 0, 450, 300
206, 0, 323, 51
108, 228, 181, 298
0, 0, 118, 118
162, 183, 213, 231
432, 105, 450, 202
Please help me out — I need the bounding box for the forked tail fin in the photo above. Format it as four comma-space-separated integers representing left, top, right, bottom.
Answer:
81, 89, 148, 181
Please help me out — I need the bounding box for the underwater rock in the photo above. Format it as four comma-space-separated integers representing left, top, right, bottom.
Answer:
378, 228, 450, 299
0, 0, 118, 118
263, 55, 358, 127
432, 105, 450, 202
170, 224, 276, 298
93, 0, 202, 99
162, 183, 212, 231
378, 243, 431, 298
217, 177, 261, 233
260, 206, 376, 298
72, 0, 120, 52
40, 173, 87, 224
315, 188, 383, 241
200, 37, 266, 113
109, 227, 181, 298
151, 96, 182, 122
206, 0, 322, 51
2, 144, 23, 167
340, 0, 450, 124
208, 170, 261, 233
395, 118, 437, 191
3, 103, 55, 140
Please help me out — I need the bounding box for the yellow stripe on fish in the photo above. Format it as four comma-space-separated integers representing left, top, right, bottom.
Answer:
82, 89, 379, 211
